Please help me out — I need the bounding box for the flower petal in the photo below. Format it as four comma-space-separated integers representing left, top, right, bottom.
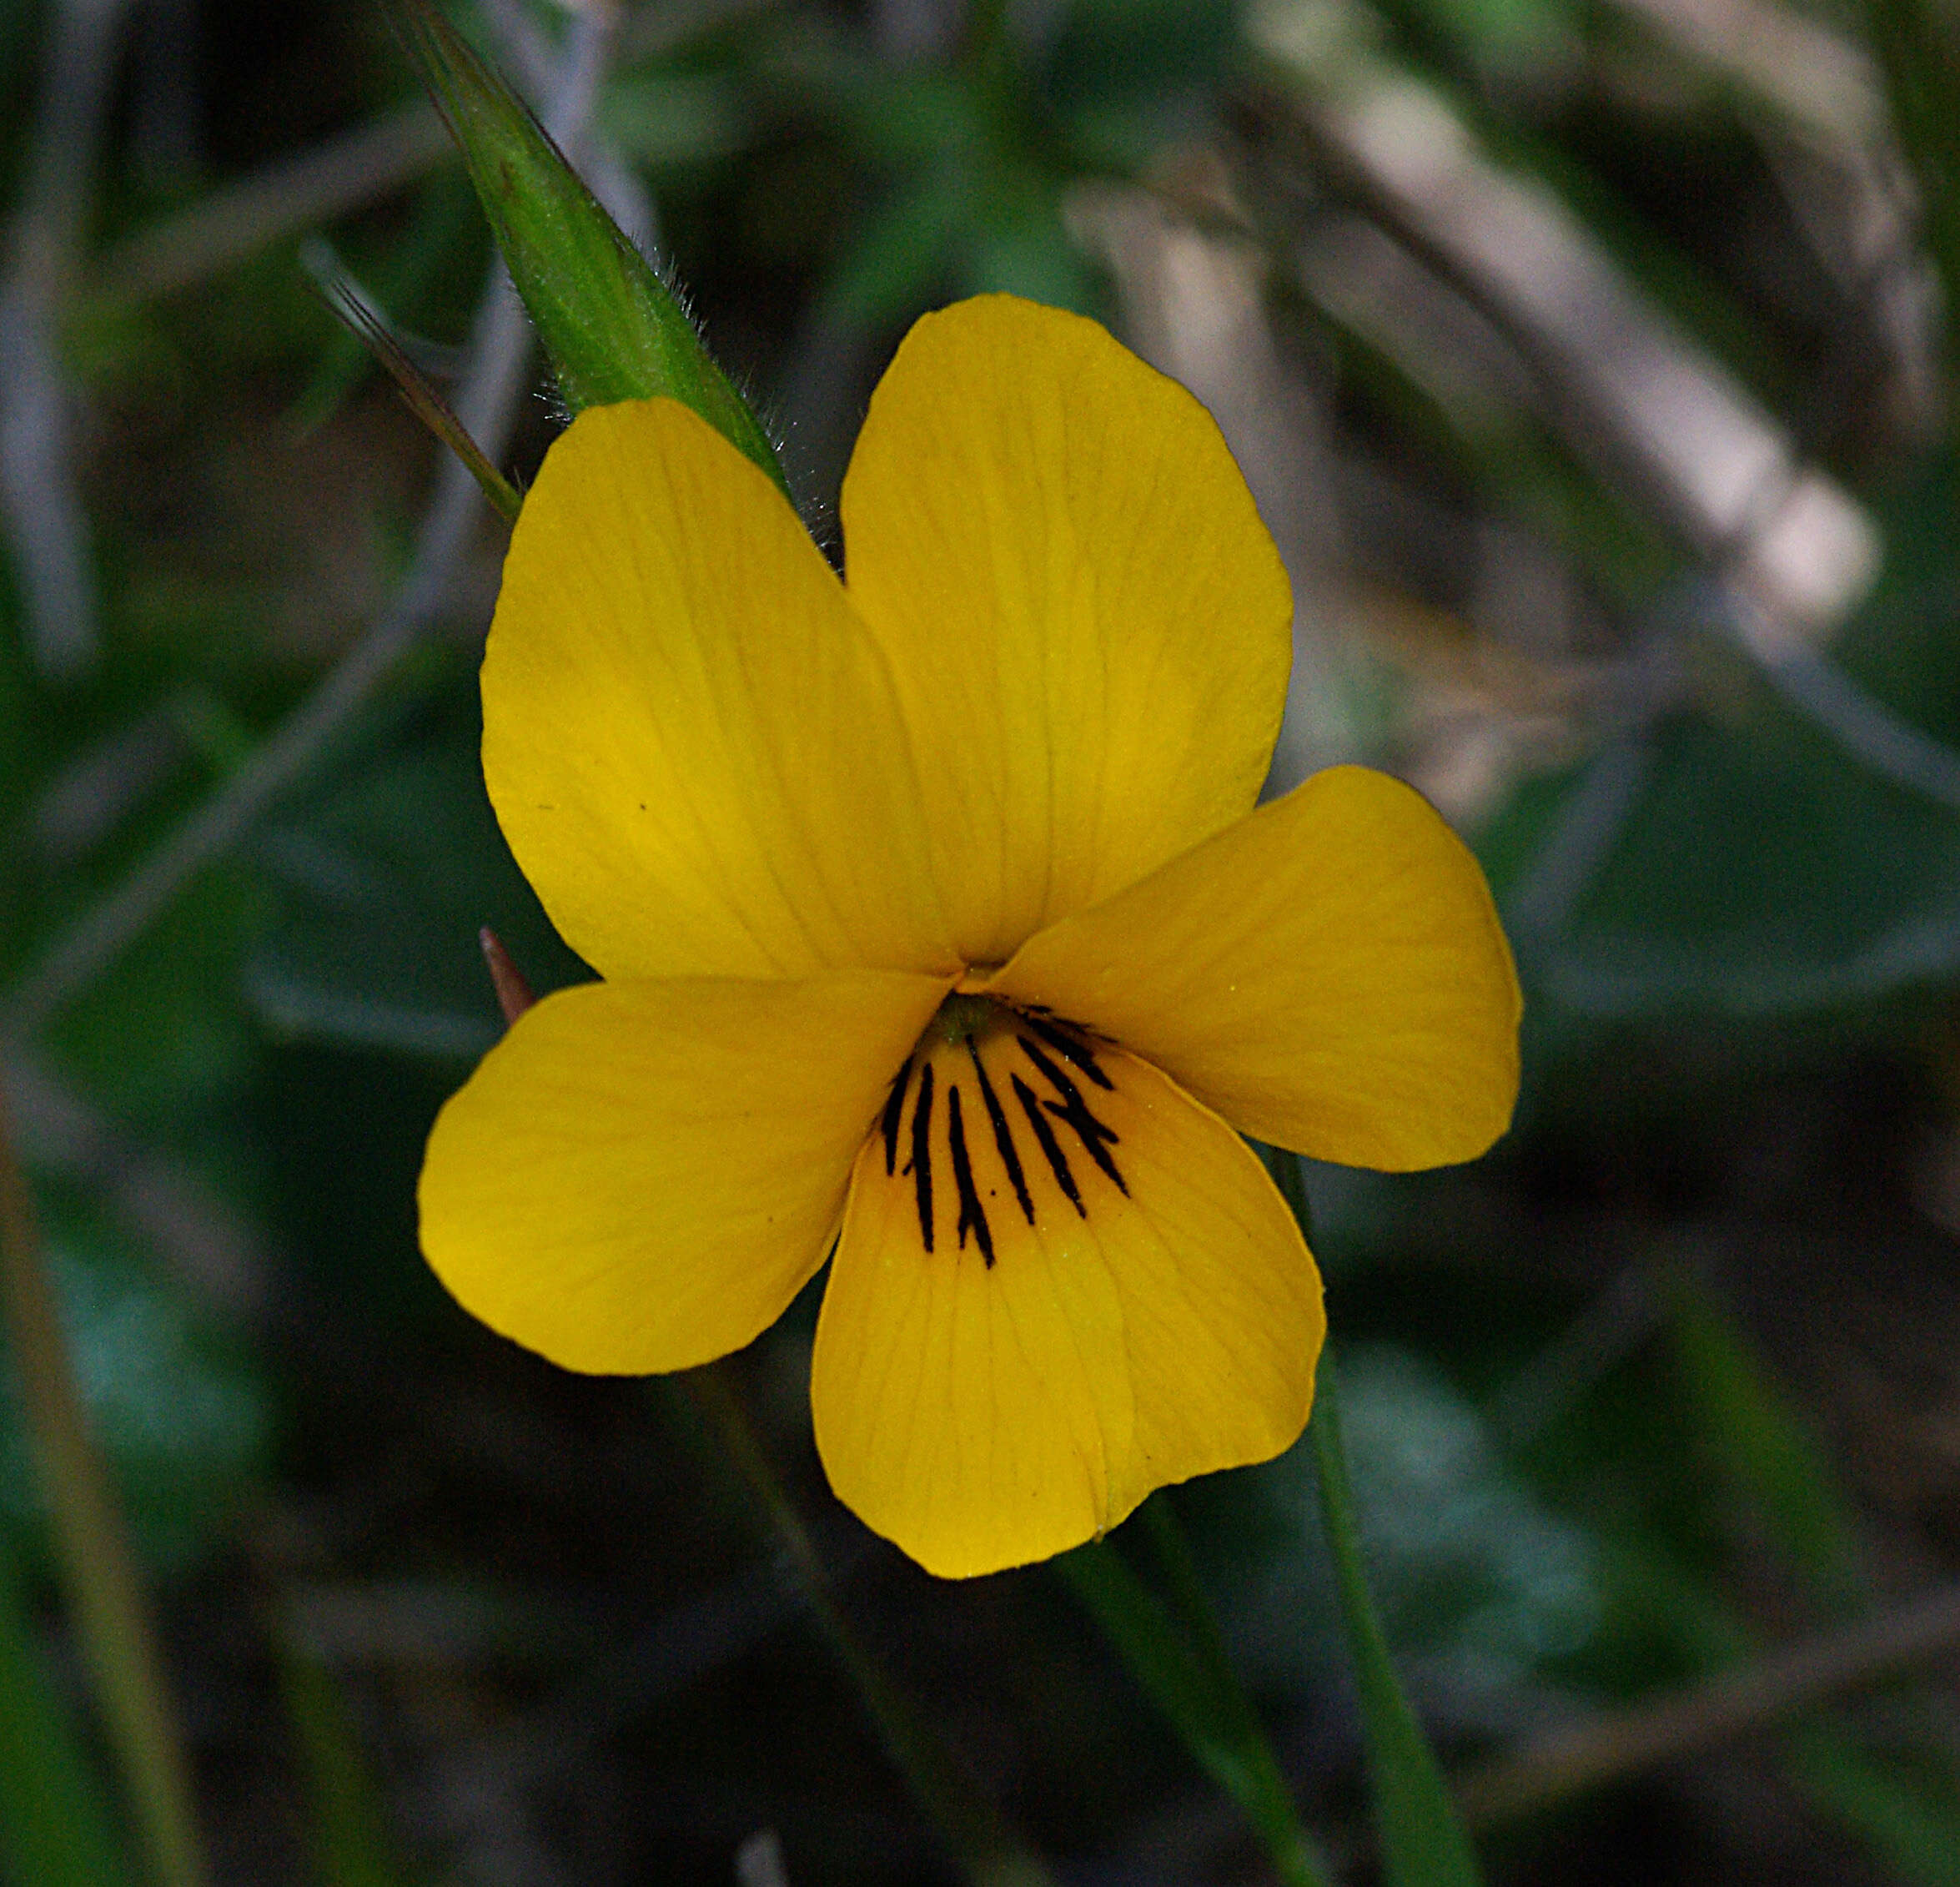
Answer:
419, 969, 949, 1374
484, 399, 953, 981
811, 1019, 1323, 1578
840, 294, 1294, 967
985, 766, 1521, 1170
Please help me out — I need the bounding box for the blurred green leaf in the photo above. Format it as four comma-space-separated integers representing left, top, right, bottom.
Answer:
1477, 345, 1960, 1024
0, 1215, 269, 1577
0, 1557, 135, 1887
842, 68, 990, 169
1786, 1723, 1960, 1887
1189, 1344, 1599, 1703
1601, 1538, 1960, 1885
822, 172, 970, 327
393, 0, 787, 493
1831, 456, 1960, 739
248, 733, 584, 1061
1865, 0, 1960, 385
1656, 1271, 1960, 1875
1334, 1347, 1599, 1681
1662, 1268, 1867, 1615
1515, 696, 1960, 1014
1403, 0, 1576, 67
1044, 0, 1237, 109
958, 181, 1098, 310
48, 864, 266, 1125
596, 71, 751, 169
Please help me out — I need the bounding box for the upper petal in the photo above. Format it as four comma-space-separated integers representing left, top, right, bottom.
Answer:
484, 399, 954, 982
811, 1020, 1324, 1578
985, 766, 1522, 1170
841, 294, 1294, 967
418, 969, 949, 1374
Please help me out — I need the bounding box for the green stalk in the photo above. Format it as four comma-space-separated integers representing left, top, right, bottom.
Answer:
1310, 1359, 1481, 1887
678, 1366, 1056, 1887
0, 1075, 209, 1887
1063, 1502, 1333, 1887
1270, 1148, 1481, 1886
279, 1638, 416, 1887
389, 0, 791, 497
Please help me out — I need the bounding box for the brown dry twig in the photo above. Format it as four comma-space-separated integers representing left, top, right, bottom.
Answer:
1456, 1580, 1960, 1824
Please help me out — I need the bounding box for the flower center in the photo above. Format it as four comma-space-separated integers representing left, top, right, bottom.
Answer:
877, 997, 1129, 1266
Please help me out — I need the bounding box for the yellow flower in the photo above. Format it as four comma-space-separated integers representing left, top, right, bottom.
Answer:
417, 294, 1520, 1580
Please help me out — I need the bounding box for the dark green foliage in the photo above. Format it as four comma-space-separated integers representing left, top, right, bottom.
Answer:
6, 0, 1960, 1880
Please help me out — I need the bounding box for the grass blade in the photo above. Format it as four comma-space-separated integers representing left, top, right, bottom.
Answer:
279, 1638, 421, 1887
305, 242, 522, 525
1059, 1517, 1334, 1887
0, 1558, 136, 1887
669, 1367, 1058, 1887
1269, 1145, 1481, 1886
1310, 1356, 1484, 1887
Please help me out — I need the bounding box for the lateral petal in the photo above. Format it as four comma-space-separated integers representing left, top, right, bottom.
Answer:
841, 294, 1294, 967
418, 969, 949, 1374
811, 1019, 1323, 1578
985, 766, 1521, 1171
484, 398, 953, 982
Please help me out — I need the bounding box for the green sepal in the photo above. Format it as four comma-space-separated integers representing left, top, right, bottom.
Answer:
390, 0, 789, 498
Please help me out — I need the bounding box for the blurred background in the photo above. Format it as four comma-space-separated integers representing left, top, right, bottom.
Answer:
4, 0, 1960, 1881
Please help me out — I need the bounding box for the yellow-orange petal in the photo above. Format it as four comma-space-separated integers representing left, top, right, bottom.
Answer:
840, 294, 1294, 967
984, 766, 1521, 1170
483, 398, 953, 983
811, 1017, 1324, 1578
418, 969, 949, 1374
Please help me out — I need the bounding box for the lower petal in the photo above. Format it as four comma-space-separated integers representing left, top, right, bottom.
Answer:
810, 1019, 1323, 1578
419, 969, 948, 1374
